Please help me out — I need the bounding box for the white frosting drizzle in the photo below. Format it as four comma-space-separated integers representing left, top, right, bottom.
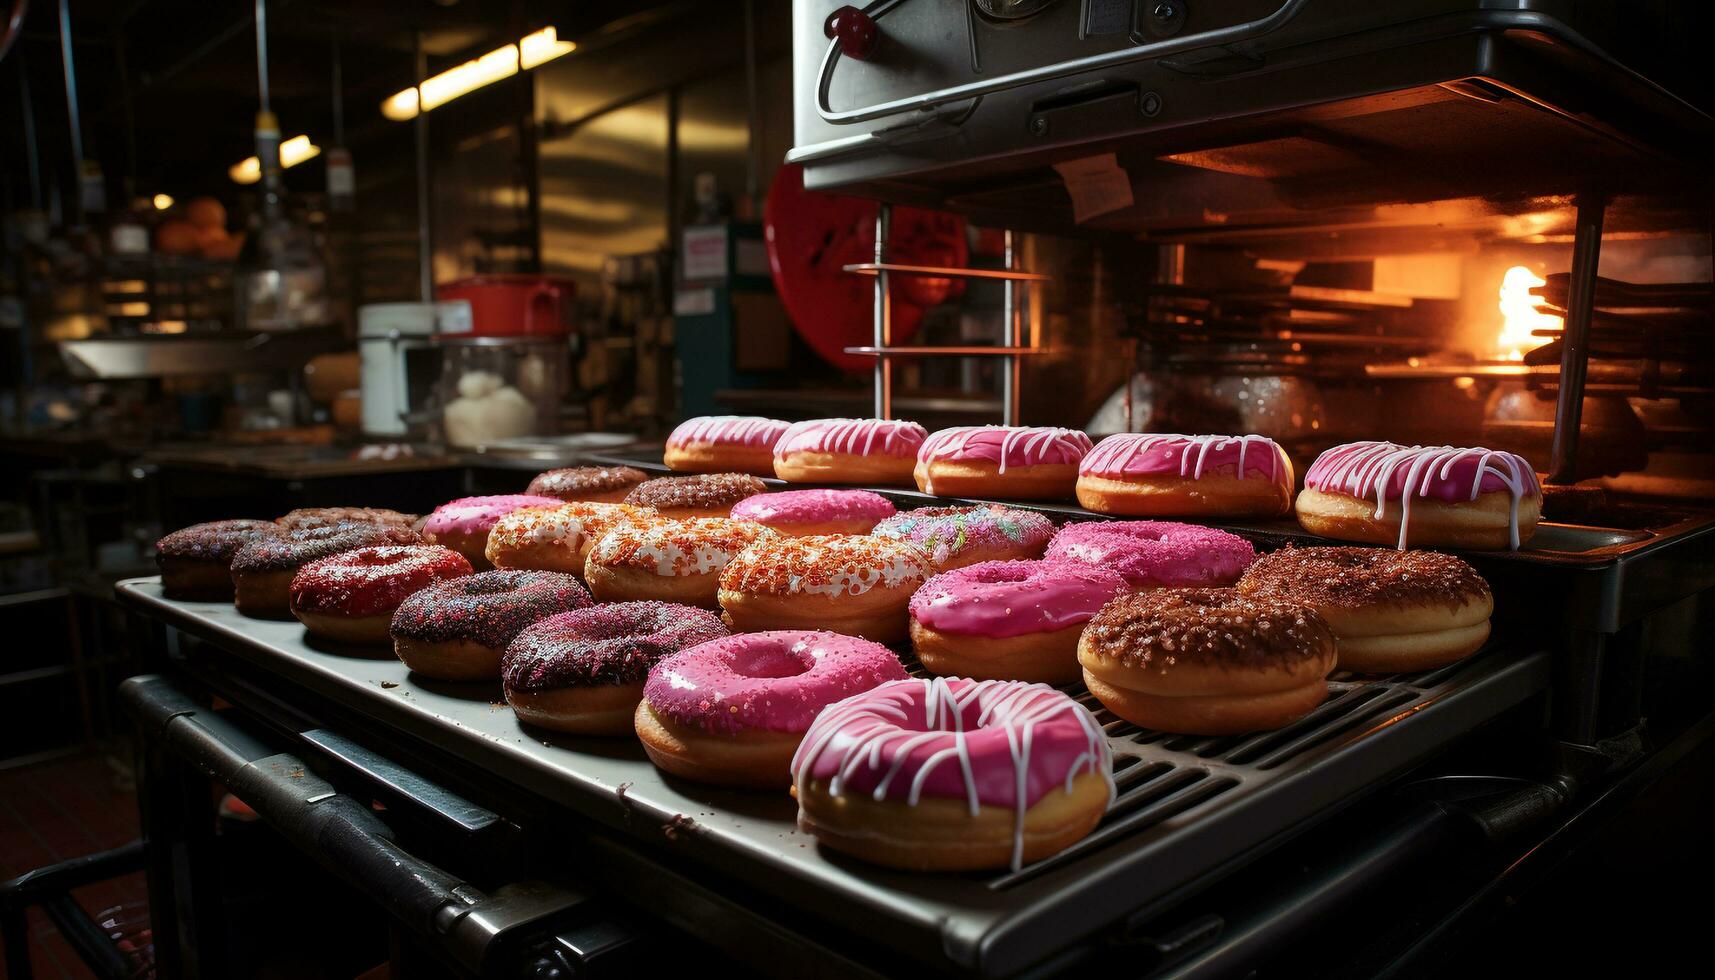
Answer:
792, 677, 1115, 870
1080, 432, 1290, 482
774, 418, 928, 459
917, 425, 1094, 475
1304, 441, 1541, 550
666, 415, 789, 450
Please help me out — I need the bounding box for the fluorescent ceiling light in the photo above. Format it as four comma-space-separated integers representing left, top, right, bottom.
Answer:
383, 27, 574, 121
229, 135, 322, 185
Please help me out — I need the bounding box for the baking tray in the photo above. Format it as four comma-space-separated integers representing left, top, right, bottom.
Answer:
116, 579, 1550, 978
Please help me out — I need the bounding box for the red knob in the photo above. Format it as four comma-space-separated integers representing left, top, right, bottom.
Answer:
824, 5, 879, 60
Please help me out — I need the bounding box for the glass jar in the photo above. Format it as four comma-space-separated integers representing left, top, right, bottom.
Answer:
436, 336, 567, 447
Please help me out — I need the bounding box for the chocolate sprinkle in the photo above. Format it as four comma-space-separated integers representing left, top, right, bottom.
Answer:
231, 521, 420, 573
527, 466, 649, 500
501, 601, 728, 691
390, 570, 592, 648
276, 507, 419, 531
1082, 588, 1335, 671
156, 520, 280, 562
624, 473, 768, 511
1237, 546, 1491, 612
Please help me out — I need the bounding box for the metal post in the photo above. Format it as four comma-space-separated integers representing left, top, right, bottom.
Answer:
57, 0, 84, 225
1001, 229, 1021, 425
1548, 193, 1606, 485
415, 30, 433, 303
874, 205, 892, 419
15, 53, 42, 210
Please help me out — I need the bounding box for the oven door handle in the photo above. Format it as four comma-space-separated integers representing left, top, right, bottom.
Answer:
121, 674, 599, 976
814, 0, 1313, 125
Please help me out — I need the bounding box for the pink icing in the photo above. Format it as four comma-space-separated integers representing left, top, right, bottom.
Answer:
792, 677, 1115, 869
917, 426, 1093, 474
773, 418, 927, 459
1080, 433, 1291, 488
909, 559, 1129, 638
423, 495, 562, 539
644, 630, 908, 735
666, 415, 791, 450
729, 489, 897, 527
1045, 520, 1256, 587
1303, 441, 1542, 550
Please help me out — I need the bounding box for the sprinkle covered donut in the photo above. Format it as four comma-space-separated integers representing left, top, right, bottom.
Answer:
1045, 520, 1255, 588
718, 534, 931, 643
909, 559, 1129, 684
772, 417, 927, 486
664, 415, 791, 476
1076, 433, 1294, 518
525, 466, 649, 504
421, 495, 563, 569
623, 472, 770, 518
1078, 588, 1336, 734
915, 425, 1093, 500
289, 544, 473, 645
870, 504, 1054, 572
389, 570, 592, 680
484, 501, 658, 576
792, 677, 1114, 871
230, 521, 422, 618
156, 519, 281, 600
502, 601, 730, 734
1297, 441, 1542, 550
585, 517, 777, 608
728, 488, 896, 536
635, 630, 909, 788
276, 507, 420, 532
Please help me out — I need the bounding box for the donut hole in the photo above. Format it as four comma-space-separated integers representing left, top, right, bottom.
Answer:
725, 641, 814, 679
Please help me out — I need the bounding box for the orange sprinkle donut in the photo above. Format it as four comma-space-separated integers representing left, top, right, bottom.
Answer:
584, 517, 777, 608
485, 502, 658, 576
718, 534, 931, 644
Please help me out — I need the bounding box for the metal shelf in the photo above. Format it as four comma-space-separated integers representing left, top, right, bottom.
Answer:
843, 345, 1048, 357
842, 262, 1050, 282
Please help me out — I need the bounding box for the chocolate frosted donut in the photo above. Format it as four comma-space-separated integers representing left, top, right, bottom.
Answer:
526, 466, 650, 503
1238, 546, 1493, 673
390, 570, 591, 680
1078, 588, 1336, 735
231, 521, 421, 618
156, 520, 281, 600
623, 473, 769, 518
501, 601, 729, 734
277, 507, 419, 531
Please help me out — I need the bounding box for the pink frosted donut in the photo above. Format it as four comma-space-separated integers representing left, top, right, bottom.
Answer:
421, 495, 562, 569
1045, 520, 1256, 588
1298, 441, 1542, 550
772, 418, 927, 486
729, 488, 896, 536
664, 415, 790, 476
635, 630, 909, 788
792, 677, 1115, 870
870, 504, 1054, 571
1076, 433, 1294, 519
909, 559, 1129, 683
915, 426, 1093, 500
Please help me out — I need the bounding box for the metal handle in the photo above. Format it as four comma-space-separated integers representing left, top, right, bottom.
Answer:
814, 0, 1313, 125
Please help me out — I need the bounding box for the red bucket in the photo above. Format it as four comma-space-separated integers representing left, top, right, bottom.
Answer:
436, 275, 576, 337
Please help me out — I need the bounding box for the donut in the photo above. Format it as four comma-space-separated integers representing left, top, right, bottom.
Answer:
156, 520, 280, 600
728, 488, 896, 536
663, 416, 791, 476
421, 495, 563, 569
1296, 441, 1542, 550
276, 507, 419, 531
772, 418, 927, 485
914, 426, 1092, 500
635, 630, 908, 788
230, 522, 421, 618
1075, 433, 1294, 519
525, 466, 649, 503
289, 545, 473, 645
623, 473, 769, 519
484, 502, 658, 576
1045, 520, 1255, 588
909, 560, 1129, 684
792, 677, 1114, 871
389, 570, 591, 680
718, 534, 931, 643
584, 517, 777, 608
870, 504, 1055, 572
502, 602, 729, 734
1078, 588, 1337, 734
1238, 546, 1493, 672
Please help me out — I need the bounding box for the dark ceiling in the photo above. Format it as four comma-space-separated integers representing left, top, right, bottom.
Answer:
0, 0, 674, 210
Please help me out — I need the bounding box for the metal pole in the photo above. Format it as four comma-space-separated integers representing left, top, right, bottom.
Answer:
57, 0, 84, 225
16, 52, 42, 209
253, 0, 270, 114
741, 0, 760, 214
414, 29, 433, 302
1547, 193, 1606, 485
874, 205, 892, 419
331, 33, 344, 146
1001, 229, 1021, 425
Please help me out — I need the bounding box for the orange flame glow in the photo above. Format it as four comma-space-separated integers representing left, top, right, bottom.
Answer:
1496, 265, 1559, 360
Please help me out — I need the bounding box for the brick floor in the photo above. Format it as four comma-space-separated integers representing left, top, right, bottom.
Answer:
0, 748, 147, 980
